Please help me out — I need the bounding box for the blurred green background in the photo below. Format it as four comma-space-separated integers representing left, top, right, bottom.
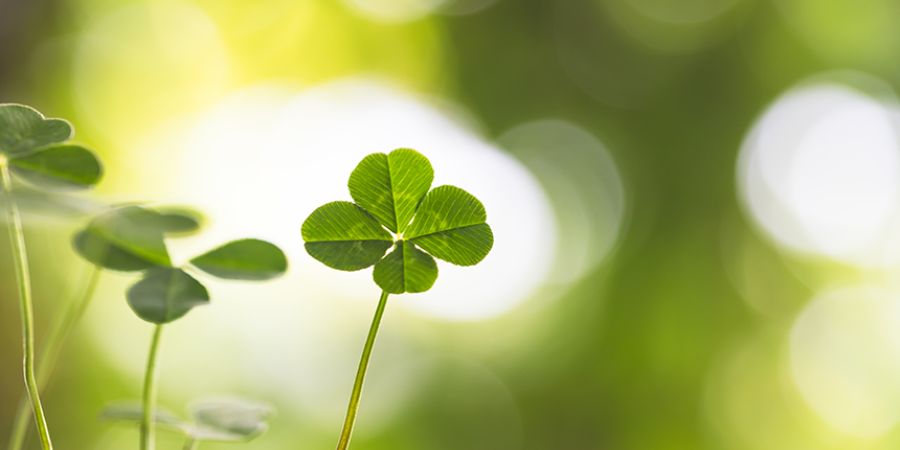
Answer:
2, 0, 900, 448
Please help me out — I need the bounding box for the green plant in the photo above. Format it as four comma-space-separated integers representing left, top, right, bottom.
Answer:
75, 204, 288, 450
6, 206, 203, 450
102, 397, 274, 450
301, 148, 493, 450
0, 103, 103, 450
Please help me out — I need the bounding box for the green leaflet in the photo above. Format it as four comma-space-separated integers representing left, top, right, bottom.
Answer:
302, 148, 492, 293
191, 238, 288, 280
101, 397, 272, 442
126, 267, 210, 324
302, 201, 393, 271
373, 241, 438, 294
348, 148, 433, 233
82, 205, 173, 268
406, 185, 493, 266
9, 144, 103, 189
0, 104, 72, 157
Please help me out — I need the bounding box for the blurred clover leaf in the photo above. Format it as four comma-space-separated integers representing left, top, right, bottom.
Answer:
302, 148, 493, 294
72, 204, 287, 324
0, 104, 102, 189
102, 397, 273, 444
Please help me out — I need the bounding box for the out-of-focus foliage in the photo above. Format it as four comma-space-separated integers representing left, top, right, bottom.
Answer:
1, 0, 899, 449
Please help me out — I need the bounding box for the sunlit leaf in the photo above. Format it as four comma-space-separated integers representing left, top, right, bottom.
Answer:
373, 241, 438, 294
85, 205, 172, 267
100, 402, 186, 430
405, 185, 493, 266
8, 144, 102, 189
190, 239, 287, 280
73, 229, 157, 271
0, 104, 72, 156
126, 267, 209, 324
151, 207, 204, 236
348, 148, 433, 233
187, 398, 273, 442
302, 201, 393, 271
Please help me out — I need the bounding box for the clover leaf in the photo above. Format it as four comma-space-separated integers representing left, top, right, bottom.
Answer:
302, 148, 493, 294
102, 397, 273, 444
0, 104, 102, 189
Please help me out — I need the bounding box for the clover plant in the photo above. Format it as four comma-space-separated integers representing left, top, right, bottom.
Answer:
6, 206, 203, 450
0, 104, 103, 450
301, 148, 493, 449
75, 204, 287, 450
102, 397, 273, 450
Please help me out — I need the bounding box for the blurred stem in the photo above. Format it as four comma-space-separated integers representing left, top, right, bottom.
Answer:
182, 439, 198, 450
141, 325, 164, 450
7, 266, 102, 450
335, 290, 389, 450
1, 163, 53, 450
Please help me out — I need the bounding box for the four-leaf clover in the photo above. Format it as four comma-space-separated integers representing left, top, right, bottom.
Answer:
302, 148, 493, 294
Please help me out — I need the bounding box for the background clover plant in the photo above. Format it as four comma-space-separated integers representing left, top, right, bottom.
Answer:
6, 206, 203, 450
102, 397, 274, 450
0, 104, 103, 450
301, 148, 493, 450
75, 204, 287, 450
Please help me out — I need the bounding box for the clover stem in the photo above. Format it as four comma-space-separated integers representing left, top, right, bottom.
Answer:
335, 290, 390, 450
1, 163, 53, 450
141, 324, 164, 450
182, 439, 198, 450
7, 266, 102, 450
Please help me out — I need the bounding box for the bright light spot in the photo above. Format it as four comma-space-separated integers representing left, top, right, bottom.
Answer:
343, 0, 447, 23
790, 285, 900, 437
498, 119, 625, 284
73, 2, 230, 146
738, 79, 900, 266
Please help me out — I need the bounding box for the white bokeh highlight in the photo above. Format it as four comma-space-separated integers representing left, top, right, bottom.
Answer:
738, 80, 900, 267
790, 285, 900, 437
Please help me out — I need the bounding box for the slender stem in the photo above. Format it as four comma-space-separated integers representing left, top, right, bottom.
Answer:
335, 291, 390, 450
181, 439, 198, 450
141, 325, 164, 450
1, 162, 53, 450
7, 266, 102, 450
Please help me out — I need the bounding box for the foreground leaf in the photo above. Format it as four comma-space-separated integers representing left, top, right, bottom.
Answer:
101, 403, 185, 430
348, 148, 433, 233
151, 207, 204, 236
9, 144, 102, 189
85, 205, 172, 267
191, 239, 287, 280
127, 268, 209, 324
373, 241, 437, 294
0, 104, 72, 156
405, 185, 493, 266
188, 398, 273, 442
302, 201, 393, 271
73, 230, 158, 271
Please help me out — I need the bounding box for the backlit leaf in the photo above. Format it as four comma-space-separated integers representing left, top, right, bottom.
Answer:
191, 239, 287, 280
373, 241, 438, 294
405, 185, 493, 266
9, 144, 102, 189
126, 267, 209, 324
86, 205, 172, 267
302, 201, 393, 271
348, 148, 433, 233
187, 397, 273, 442
0, 104, 72, 156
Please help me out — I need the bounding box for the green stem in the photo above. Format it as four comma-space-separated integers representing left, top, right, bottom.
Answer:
181, 439, 198, 450
1, 163, 53, 450
7, 266, 101, 450
335, 290, 389, 450
141, 325, 164, 450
